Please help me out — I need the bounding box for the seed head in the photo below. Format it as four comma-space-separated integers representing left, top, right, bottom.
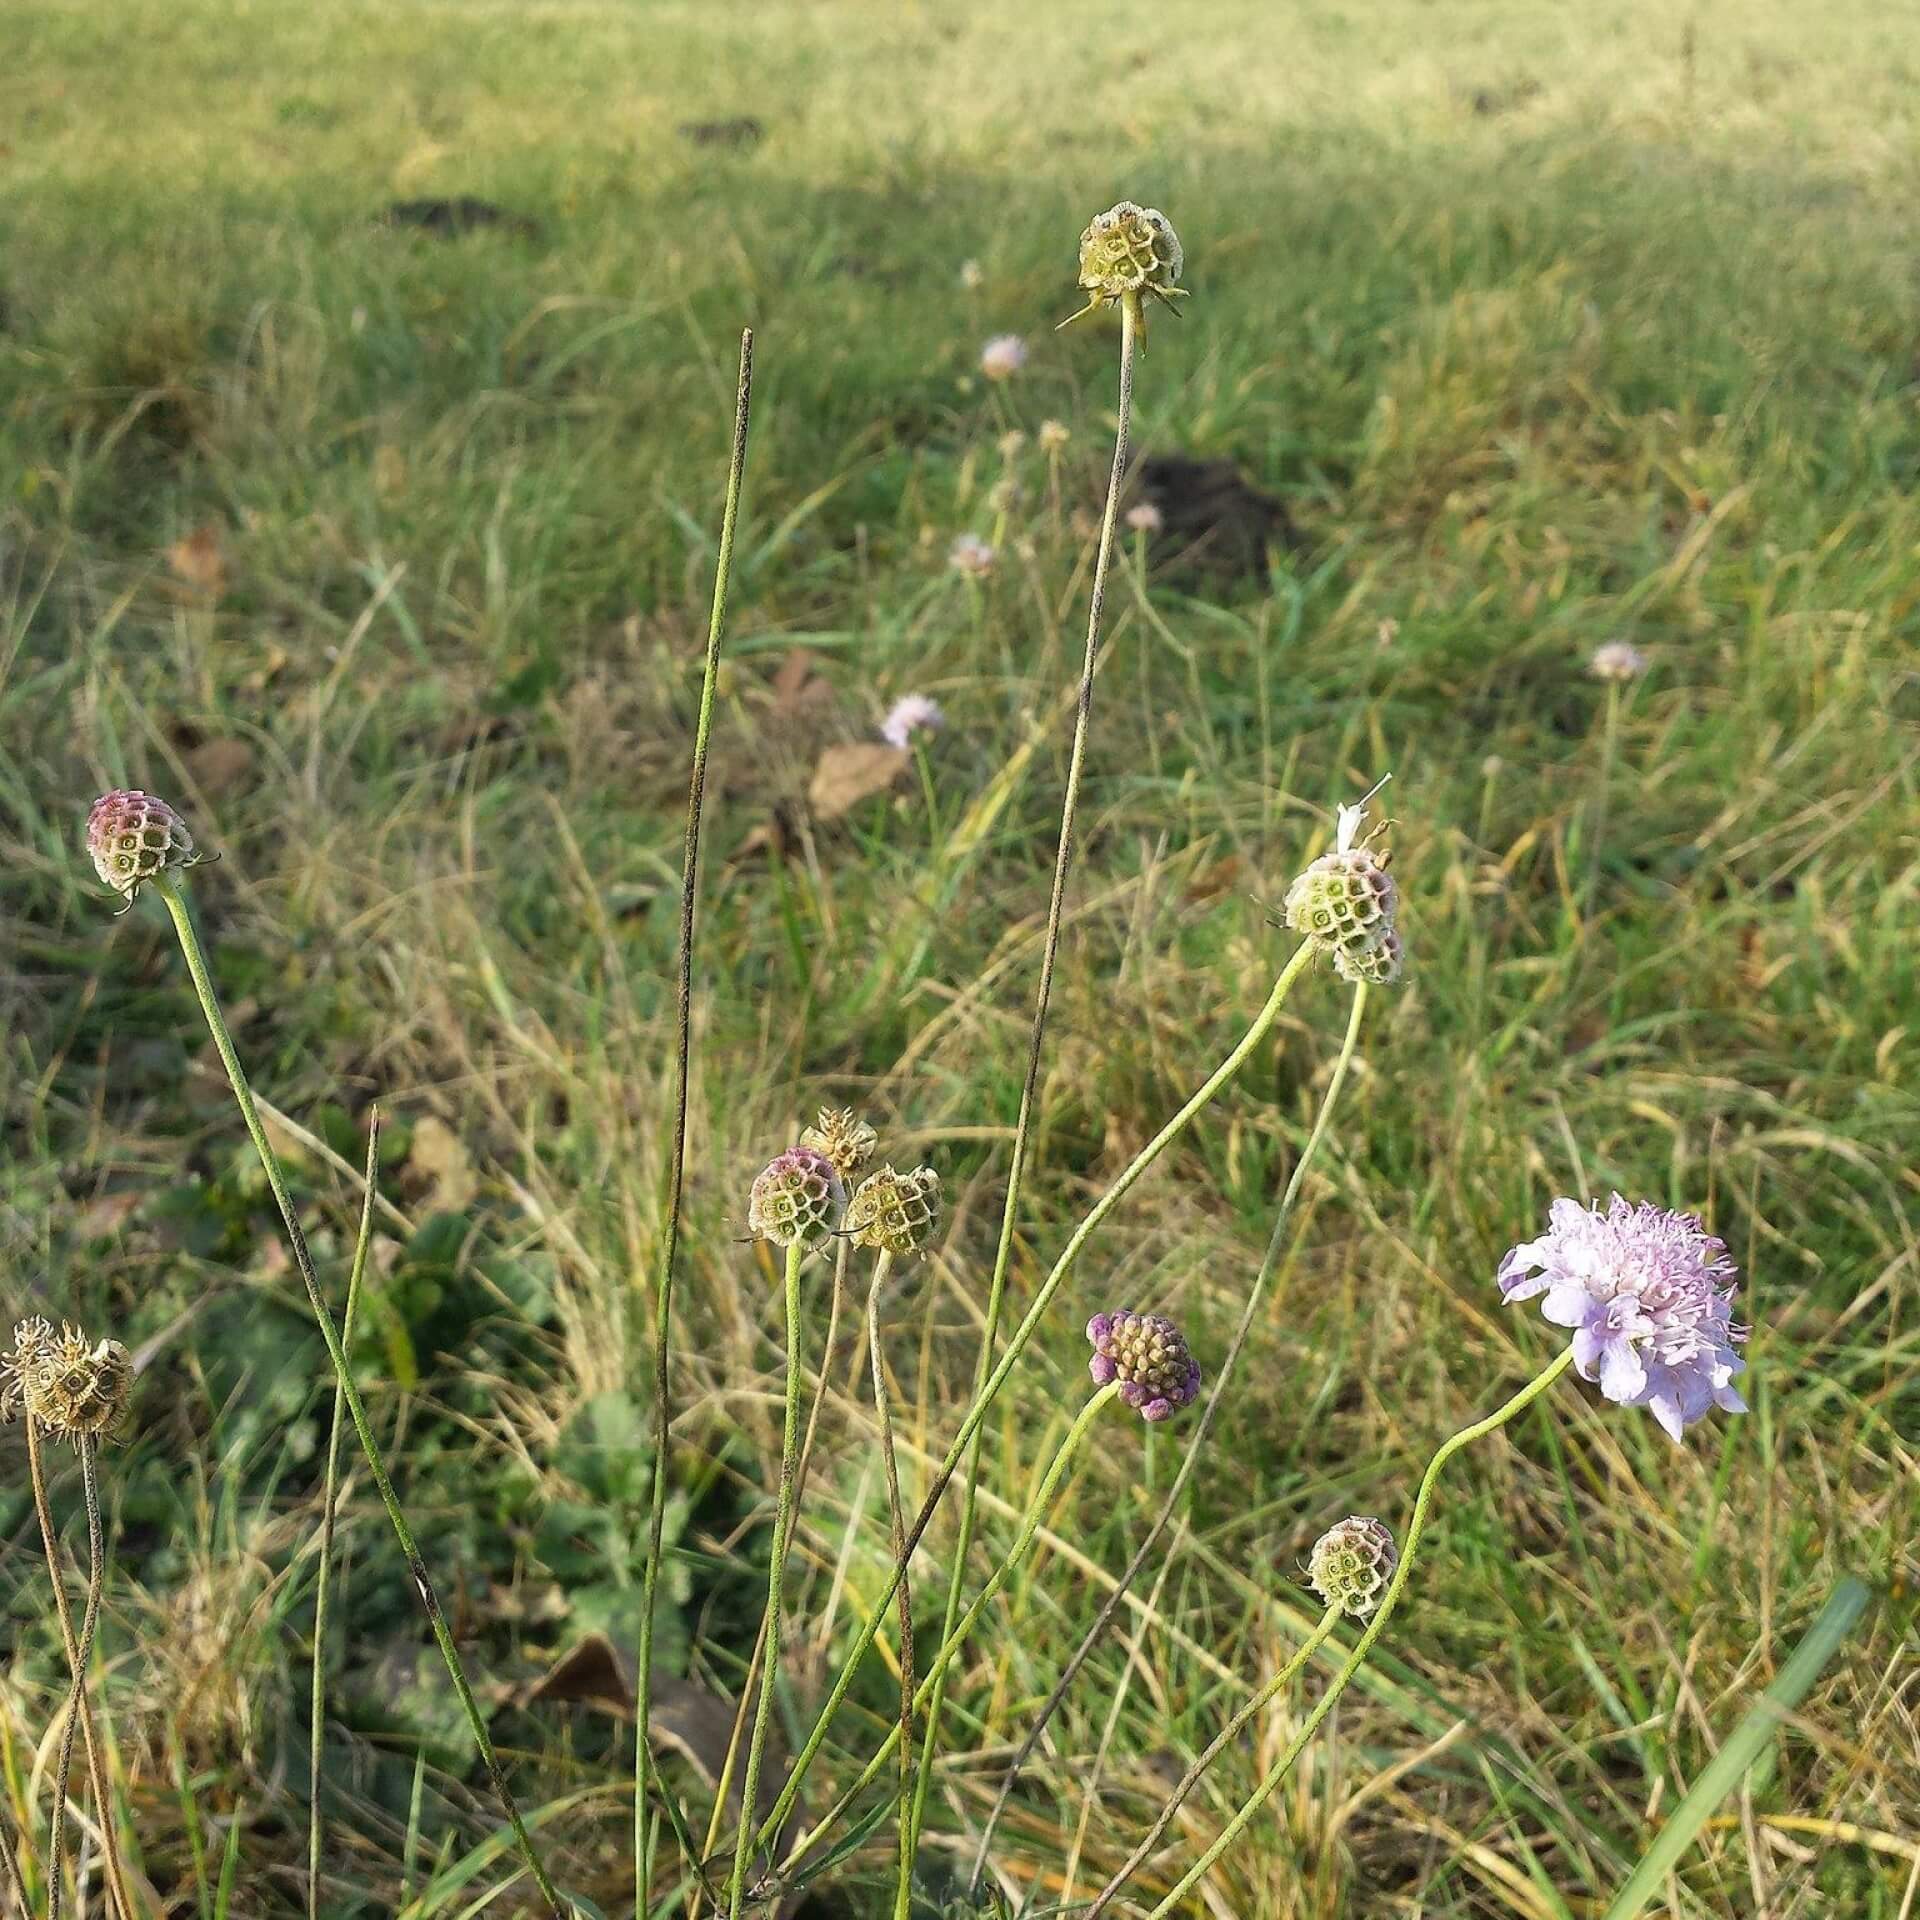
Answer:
799, 1106, 880, 1181
1308, 1516, 1398, 1618
86, 789, 199, 904
1284, 848, 1399, 961
3, 1318, 133, 1443
1064, 201, 1186, 331
747, 1147, 846, 1250
845, 1164, 942, 1258
1086, 1309, 1201, 1422
1332, 923, 1405, 986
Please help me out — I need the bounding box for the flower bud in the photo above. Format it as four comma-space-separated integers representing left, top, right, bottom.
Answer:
747, 1147, 846, 1250
85, 789, 198, 902
1589, 640, 1648, 682
1308, 1515, 1398, 1618
798, 1107, 879, 1181
844, 1164, 942, 1258
1086, 1309, 1201, 1422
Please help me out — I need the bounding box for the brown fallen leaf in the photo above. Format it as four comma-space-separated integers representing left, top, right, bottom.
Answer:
808, 741, 909, 821
166, 523, 227, 597
184, 736, 254, 796
407, 1115, 477, 1212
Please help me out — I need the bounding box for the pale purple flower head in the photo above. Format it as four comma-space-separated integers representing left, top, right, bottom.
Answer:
979, 334, 1028, 381
1589, 640, 1648, 683
948, 533, 997, 578
880, 694, 945, 750
1124, 501, 1163, 534
1086, 1309, 1201, 1422
1499, 1195, 1747, 1442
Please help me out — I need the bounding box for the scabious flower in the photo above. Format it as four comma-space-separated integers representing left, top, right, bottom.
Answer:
1499, 1195, 1748, 1442
1124, 501, 1163, 534
980, 334, 1028, 381
1086, 1310, 1201, 1422
1589, 641, 1648, 682
949, 534, 997, 578
799, 1107, 878, 1180
880, 694, 945, 751
1064, 201, 1186, 330
844, 1165, 942, 1258
997, 429, 1027, 464
3, 1318, 133, 1443
959, 259, 985, 292
1308, 1516, 1398, 1618
1332, 924, 1404, 986
747, 1147, 846, 1250
1037, 419, 1071, 454
86, 789, 199, 903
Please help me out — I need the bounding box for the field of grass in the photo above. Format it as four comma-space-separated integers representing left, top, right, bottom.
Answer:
3, 0, 1918, 1914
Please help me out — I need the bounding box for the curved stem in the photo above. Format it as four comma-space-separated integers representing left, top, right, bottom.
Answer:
752, 941, 1315, 1863
1085, 1603, 1343, 1916
970, 981, 1369, 1887
640, 328, 755, 1913
25, 1420, 130, 1920
153, 875, 565, 1918
864, 1254, 916, 1920
904, 275, 1142, 1884
1137, 1348, 1579, 1919
310, 1113, 382, 1920
784, 1384, 1122, 1871
725, 1239, 807, 1920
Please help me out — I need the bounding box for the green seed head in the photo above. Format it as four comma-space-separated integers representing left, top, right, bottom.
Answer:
1308, 1515, 1398, 1618
844, 1164, 942, 1258
1076, 201, 1183, 310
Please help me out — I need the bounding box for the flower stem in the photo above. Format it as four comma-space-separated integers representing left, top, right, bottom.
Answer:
864, 1253, 916, 1920
641, 327, 755, 1912
969, 982, 1370, 1889
310, 1112, 382, 1920
44, 1437, 106, 1920
750, 940, 1313, 1863
1583, 678, 1622, 926
1085, 1602, 1344, 1916
1136, 1347, 1579, 1919
152, 874, 566, 1918
782, 1383, 1123, 1874
24, 1419, 131, 1920
725, 1238, 807, 1920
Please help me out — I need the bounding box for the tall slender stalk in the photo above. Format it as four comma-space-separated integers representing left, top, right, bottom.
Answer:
151, 875, 565, 1918
24, 1419, 130, 1920
863, 1253, 915, 1920
903, 293, 1141, 1886
639, 326, 756, 1914
0, 1805, 26, 1918
969, 981, 1370, 1887
748, 940, 1315, 1865
44, 1437, 106, 1920
309, 1113, 383, 1920
725, 1239, 807, 1920
1582, 677, 1623, 925
1115, 1348, 1579, 1920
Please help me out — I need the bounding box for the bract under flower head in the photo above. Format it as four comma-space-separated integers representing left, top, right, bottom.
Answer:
1499, 1194, 1748, 1441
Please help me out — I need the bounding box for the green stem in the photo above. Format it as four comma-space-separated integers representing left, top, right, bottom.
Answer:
864, 1254, 916, 1920
46, 1436, 105, 1920
725, 1239, 807, 1920
904, 292, 1140, 1884
969, 982, 1370, 1889
641, 327, 755, 1913
153, 875, 565, 1918
1086, 1602, 1344, 1914
1137, 1348, 1579, 1919
310, 1112, 383, 1920
1583, 678, 1621, 925
752, 940, 1314, 1864
784, 1384, 1123, 1871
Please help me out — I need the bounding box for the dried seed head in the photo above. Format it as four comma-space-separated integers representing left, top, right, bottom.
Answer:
3, 1318, 133, 1443
845, 1164, 942, 1258
1332, 923, 1405, 986
1283, 848, 1400, 969
1072, 202, 1185, 324
85, 789, 198, 902
1308, 1515, 1398, 1618
799, 1107, 880, 1181
747, 1147, 846, 1250
1086, 1309, 1202, 1422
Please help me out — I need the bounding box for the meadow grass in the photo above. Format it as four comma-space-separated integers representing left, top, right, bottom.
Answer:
2, 0, 1917, 1913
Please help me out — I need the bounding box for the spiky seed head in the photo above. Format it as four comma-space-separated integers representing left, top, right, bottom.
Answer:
1086, 1309, 1202, 1422
1333, 924, 1405, 986
1074, 202, 1184, 318
86, 789, 198, 902
845, 1164, 942, 1258
3, 1318, 133, 1443
1308, 1516, 1398, 1617
799, 1107, 880, 1181
747, 1147, 846, 1250
1283, 848, 1400, 967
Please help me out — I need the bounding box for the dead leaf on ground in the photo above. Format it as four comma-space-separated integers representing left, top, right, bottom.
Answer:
808, 741, 909, 821
407, 1115, 477, 1212
184, 736, 254, 795
166, 523, 227, 596
74, 1191, 142, 1242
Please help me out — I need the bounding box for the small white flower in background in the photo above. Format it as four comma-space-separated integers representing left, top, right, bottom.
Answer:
987, 477, 1024, 516
880, 694, 945, 750
997, 429, 1027, 463
1589, 640, 1648, 682
979, 334, 1028, 381
948, 534, 996, 578
1124, 501, 1163, 534
959, 259, 985, 291
1037, 418, 1071, 453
